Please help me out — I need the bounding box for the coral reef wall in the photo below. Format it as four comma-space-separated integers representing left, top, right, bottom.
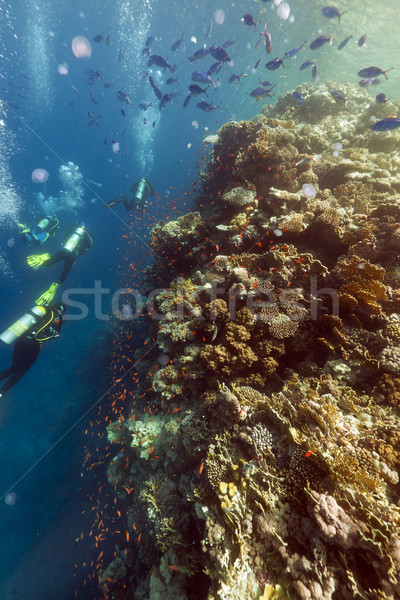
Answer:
100, 82, 400, 600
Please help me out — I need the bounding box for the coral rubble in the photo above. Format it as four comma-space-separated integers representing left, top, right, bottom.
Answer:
101, 82, 400, 600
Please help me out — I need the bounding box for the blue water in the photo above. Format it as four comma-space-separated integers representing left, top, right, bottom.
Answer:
0, 0, 399, 598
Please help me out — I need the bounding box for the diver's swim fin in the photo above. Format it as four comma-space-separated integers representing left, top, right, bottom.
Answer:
27, 253, 51, 269
16, 222, 31, 234
35, 282, 59, 305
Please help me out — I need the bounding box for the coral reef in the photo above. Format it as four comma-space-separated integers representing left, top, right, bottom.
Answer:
101, 82, 400, 600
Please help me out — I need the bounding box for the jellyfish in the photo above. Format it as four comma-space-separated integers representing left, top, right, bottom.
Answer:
302, 183, 317, 199
4, 492, 17, 506
158, 354, 170, 366
32, 168, 49, 183
57, 63, 69, 75
71, 35, 92, 59
7, 238, 15, 247
277, 2, 290, 19
112, 142, 120, 154
215, 9, 225, 25
121, 304, 133, 318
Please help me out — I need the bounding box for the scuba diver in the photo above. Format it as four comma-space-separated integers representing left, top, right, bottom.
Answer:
26, 222, 93, 305
0, 302, 65, 398
105, 178, 154, 213
16, 215, 59, 245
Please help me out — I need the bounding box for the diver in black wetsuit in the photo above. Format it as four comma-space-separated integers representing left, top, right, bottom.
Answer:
0, 303, 64, 398
16, 215, 59, 246
26, 222, 93, 305
105, 178, 154, 213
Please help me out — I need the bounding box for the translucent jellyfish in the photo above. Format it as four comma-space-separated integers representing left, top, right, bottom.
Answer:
332, 150, 339, 157
277, 2, 291, 19
333, 142, 343, 151
71, 35, 92, 59
7, 238, 15, 247
112, 142, 120, 154
192, 120, 199, 129
4, 492, 16, 505
121, 304, 133, 318
32, 168, 49, 183
158, 354, 170, 366
302, 183, 317, 199
57, 63, 69, 75
273, 229, 283, 237
215, 9, 225, 25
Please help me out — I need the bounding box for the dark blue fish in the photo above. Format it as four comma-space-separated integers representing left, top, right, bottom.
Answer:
87, 78, 96, 86
309, 33, 335, 50
228, 73, 246, 84
90, 91, 99, 104
300, 60, 315, 70
145, 35, 159, 47
169, 63, 179, 73
292, 91, 304, 107
250, 87, 273, 100
370, 118, 400, 132
359, 77, 381, 87
142, 47, 151, 56
223, 39, 238, 49
159, 94, 174, 110
22, 73, 31, 80
358, 34, 367, 49
84, 68, 95, 76
148, 55, 172, 70
265, 57, 284, 71
196, 101, 219, 112
93, 34, 103, 43
121, 109, 126, 116
183, 94, 192, 108
153, 86, 163, 101
94, 70, 102, 80
140, 71, 149, 79
152, 120, 156, 128
105, 33, 111, 46
143, 117, 147, 124
321, 6, 346, 23
284, 41, 307, 59
207, 62, 222, 76
192, 70, 218, 90
205, 19, 213, 39
259, 79, 273, 87
189, 84, 209, 96
139, 101, 152, 110
337, 34, 353, 50
209, 45, 231, 63
357, 66, 393, 80
254, 58, 261, 69
116, 90, 130, 104
188, 48, 209, 62
118, 48, 125, 61
375, 93, 387, 104
171, 36, 184, 51
149, 76, 155, 88
17, 92, 26, 99
241, 14, 258, 29
330, 89, 346, 103
166, 77, 178, 85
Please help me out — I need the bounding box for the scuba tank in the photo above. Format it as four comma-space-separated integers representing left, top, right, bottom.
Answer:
134, 178, 147, 201
36, 216, 51, 232
0, 306, 47, 345
63, 224, 86, 253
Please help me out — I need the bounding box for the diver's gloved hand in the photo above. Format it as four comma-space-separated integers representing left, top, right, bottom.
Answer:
35, 282, 59, 305
27, 253, 51, 269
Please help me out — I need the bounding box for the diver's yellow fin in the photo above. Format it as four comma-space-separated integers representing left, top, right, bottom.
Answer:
27, 253, 51, 269
35, 282, 59, 305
